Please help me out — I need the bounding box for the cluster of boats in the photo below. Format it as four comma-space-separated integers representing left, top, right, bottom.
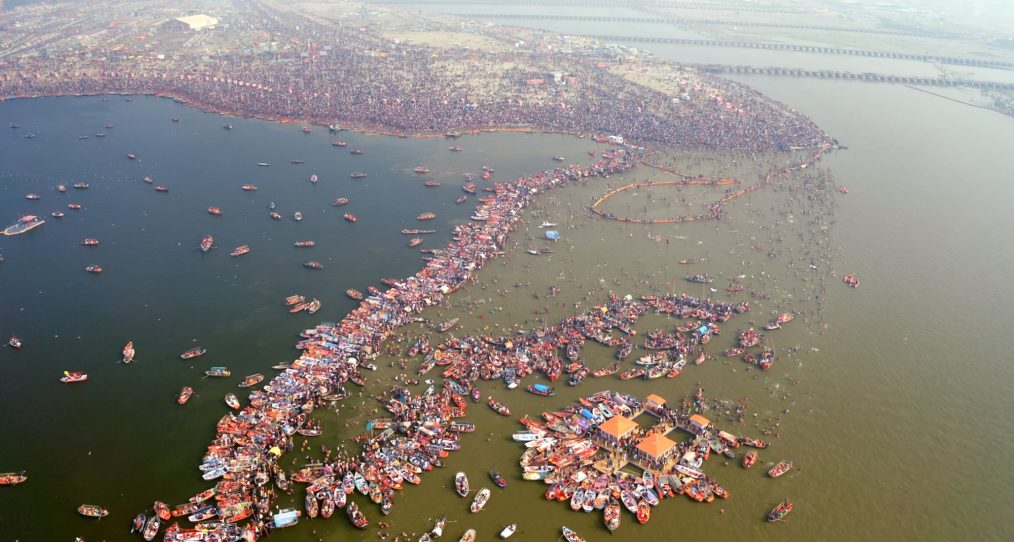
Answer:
510, 389, 782, 531
123, 150, 638, 540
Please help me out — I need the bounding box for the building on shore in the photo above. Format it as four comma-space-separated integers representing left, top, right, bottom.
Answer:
160, 14, 219, 32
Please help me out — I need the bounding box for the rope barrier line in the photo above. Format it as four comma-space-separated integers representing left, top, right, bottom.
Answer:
590, 148, 829, 224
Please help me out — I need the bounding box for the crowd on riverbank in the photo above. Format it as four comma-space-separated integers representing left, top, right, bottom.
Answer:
0, 3, 834, 152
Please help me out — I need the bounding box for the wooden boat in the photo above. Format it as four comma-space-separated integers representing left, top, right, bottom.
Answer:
303, 261, 323, 269
225, 393, 241, 410
229, 245, 250, 257
121, 341, 135, 364
455, 472, 469, 497
309, 174, 318, 183
402, 229, 436, 235
293, 211, 303, 221
604, 497, 620, 532
424, 180, 441, 187
81, 238, 99, 246
61, 371, 88, 383
333, 197, 350, 206
500, 523, 517, 538
77, 504, 109, 518
562, 526, 586, 542
636, 499, 650, 524
768, 460, 793, 478
205, 367, 230, 377
180, 347, 206, 359
293, 240, 315, 247
487, 397, 510, 416
207, 207, 223, 216
413, 167, 430, 174
141, 515, 159, 540
344, 213, 358, 222
434, 318, 459, 332
305, 493, 319, 518
350, 149, 363, 155
490, 468, 507, 488
51, 211, 64, 218
0, 472, 27, 486
741, 436, 769, 448
127, 153, 136, 159
154, 185, 169, 192
306, 299, 321, 314
85, 265, 102, 273
460, 529, 476, 542
200, 235, 213, 253
346, 500, 368, 529
408, 238, 423, 248
470, 487, 490, 512
455, 195, 468, 204
68, 203, 82, 209
177, 386, 193, 405
270, 211, 282, 220
8, 335, 22, 350
154, 500, 171, 521
417, 213, 436, 221
332, 140, 347, 147
526, 383, 555, 397
767, 498, 793, 522
241, 185, 257, 191
238, 373, 264, 388
346, 289, 364, 300
284, 295, 305, 306
131, 512, 145, 532
742, 449, 758, 469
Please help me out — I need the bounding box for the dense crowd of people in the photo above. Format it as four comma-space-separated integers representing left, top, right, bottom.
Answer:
0, 1, 835, 152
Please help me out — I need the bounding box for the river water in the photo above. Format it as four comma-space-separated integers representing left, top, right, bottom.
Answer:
2, 11, 1013, 542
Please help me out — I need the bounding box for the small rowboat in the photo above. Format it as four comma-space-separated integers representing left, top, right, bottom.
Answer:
61, 371, 88, 383
153, 500, 171, 521
225, 393, 241, 410
455, 472, 469, 497
180, 347, 206, 359
768, 460, 793, 478
768, 498, 793, 522
0, 472, 27, 486
77, 504, 109, 518
470, 487, 490, 512
238, 373, 264, 388
177, 386, 193, 405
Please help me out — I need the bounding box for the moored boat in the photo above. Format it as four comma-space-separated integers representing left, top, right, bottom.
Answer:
742, 449, 758, 469
284, 295, 305, 306
225, 393, 241, 410
238, 373, 264, 388
346, 289, 364, 300
460, 529, 477, 542
526, 383, 555, 397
